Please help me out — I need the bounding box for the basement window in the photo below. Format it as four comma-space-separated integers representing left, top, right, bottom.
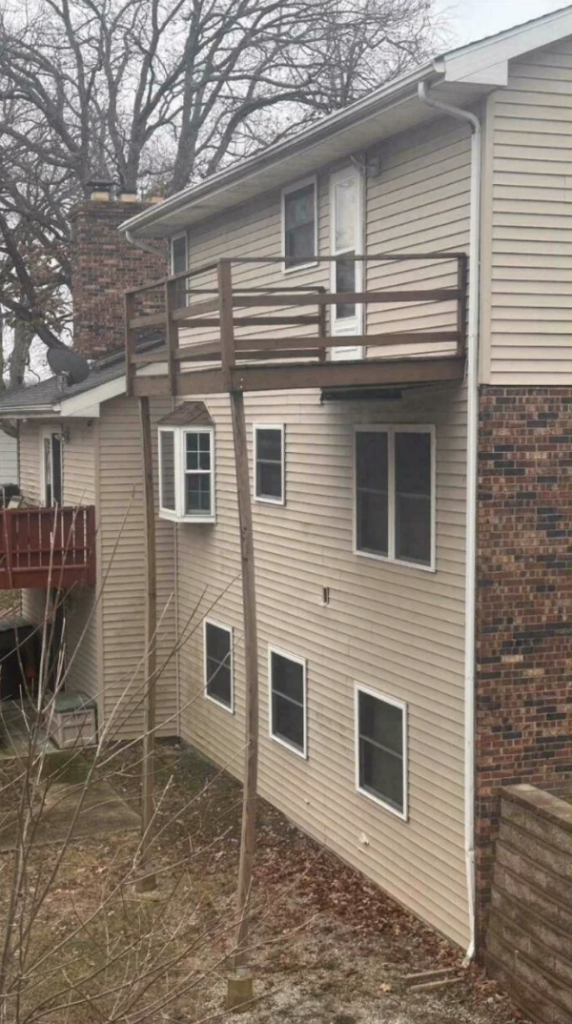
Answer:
158, 425, 215, 523
355, 685, 407, 820
354, 425, 435, 570
253, 425, 285, 504
204, 620, 233, 711
269, 647, 307, 758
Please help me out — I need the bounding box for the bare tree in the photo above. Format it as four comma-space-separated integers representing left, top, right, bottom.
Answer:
0, 0, 439, 375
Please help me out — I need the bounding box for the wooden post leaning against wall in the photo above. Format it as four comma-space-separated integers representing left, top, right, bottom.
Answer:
137, 395, 158, 891
218, 259, 260, 1004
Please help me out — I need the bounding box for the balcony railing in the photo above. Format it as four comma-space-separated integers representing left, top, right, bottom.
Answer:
125, 253, 467, 398
0, 506, 96, 590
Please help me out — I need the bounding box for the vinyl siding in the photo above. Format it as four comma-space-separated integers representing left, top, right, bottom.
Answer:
0, 431, 18, 484
177, 385, 468, 947
62, 420, 96, 505
62, 420, 100, 701
481, 39, 572, 384
173, 113, 470, 947
19, 421, 51, 624
365, 121, 470, 356
98, 395, 178, 740
179, 116, 469, 358
18, 421, 45, 502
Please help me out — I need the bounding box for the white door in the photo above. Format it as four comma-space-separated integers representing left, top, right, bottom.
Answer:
330, 166, 364, 361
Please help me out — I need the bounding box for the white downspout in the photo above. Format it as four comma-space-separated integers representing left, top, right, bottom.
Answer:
418, 80, 481, 963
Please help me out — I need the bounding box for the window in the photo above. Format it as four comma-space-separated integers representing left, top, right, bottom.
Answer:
42, 431, 63, 506
204, 620, 233, 711
282, 178, 317, 271
158, 426, 215, 523
269, 648, 307, 757
355, 426, 435, 569
254, 425, 284, 504
355, 686, 407, 819
170, 234, 188, 308
330, 166, 364, 359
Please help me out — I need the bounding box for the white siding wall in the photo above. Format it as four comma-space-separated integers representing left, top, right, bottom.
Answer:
61, 420, 100, 701
173, 114, 472, 946
178, 386, 468, 946
0, 430, 18, 484
98, 395, 178, 739
19, 421, 51, 624
481, 39, 572, 384
179, 117, 470, 358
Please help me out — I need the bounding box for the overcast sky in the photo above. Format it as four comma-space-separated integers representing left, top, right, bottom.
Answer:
440, 0, 571, 45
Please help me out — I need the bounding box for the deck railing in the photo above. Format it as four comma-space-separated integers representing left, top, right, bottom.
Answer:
0, 505, 96, 591
125, 252, 467, 396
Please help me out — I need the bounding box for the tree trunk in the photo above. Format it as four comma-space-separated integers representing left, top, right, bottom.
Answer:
9, 322, 35, 387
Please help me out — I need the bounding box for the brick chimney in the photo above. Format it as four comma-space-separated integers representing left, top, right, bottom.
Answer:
71, 185, 167, 360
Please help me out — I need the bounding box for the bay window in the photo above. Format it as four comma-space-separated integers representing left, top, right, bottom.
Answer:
159, 424, 215, 523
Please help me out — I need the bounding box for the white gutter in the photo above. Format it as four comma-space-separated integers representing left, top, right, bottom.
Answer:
125, 228, 163, 257
418, 81, 481, 963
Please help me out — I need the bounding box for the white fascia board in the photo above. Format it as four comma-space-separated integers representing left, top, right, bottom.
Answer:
57, 375, 126, 417
437, 6, 571, 86
57, 360, 170, 417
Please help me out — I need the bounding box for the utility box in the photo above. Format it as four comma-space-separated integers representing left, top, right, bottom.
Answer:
47, 691, 97, 749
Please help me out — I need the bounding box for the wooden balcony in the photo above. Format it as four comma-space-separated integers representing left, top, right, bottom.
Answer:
125, 253, 468, 398
0, 506, 96, 590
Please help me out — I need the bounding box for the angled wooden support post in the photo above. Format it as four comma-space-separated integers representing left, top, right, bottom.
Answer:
222, 258, 259, 1005
136, 395, 158, 892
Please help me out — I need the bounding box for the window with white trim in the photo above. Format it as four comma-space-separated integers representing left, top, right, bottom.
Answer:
355, 686, 407, 819
204, 620, 233, 711
254, 425, 284, 504
158, 426, 215, 523
355, 425, 434, 569
269, 648, 307, 757
282, 178, 317, 271
170, 234, 188, 308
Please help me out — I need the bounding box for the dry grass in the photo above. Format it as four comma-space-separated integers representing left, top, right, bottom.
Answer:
0, 743, 530, 1024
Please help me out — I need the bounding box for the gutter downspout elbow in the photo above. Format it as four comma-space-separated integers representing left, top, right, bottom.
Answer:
418, 80, 481, 965
125, 228, 163, 257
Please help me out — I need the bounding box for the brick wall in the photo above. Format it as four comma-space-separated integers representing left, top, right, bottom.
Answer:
486, 785, 572, 1024
71, 199, 166, 360
475, 386, 572, 947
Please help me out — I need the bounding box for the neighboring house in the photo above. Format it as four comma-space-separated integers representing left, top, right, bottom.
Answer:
0, 344, 177, 735
0, 5, 570, 968
0, 427, 18, 489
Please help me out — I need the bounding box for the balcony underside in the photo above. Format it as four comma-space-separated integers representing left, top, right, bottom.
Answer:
133, 354, 466, 398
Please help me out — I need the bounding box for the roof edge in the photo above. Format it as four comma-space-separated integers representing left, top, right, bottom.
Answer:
120, 3, 572, 239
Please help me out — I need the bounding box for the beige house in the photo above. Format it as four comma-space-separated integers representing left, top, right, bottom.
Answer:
0, 6, 570, 966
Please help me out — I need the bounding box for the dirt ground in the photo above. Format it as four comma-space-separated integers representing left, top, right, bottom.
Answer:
0, 743, 530, 1024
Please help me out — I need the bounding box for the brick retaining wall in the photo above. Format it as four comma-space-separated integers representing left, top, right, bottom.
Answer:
486, 784, 572, 1024
476, 387, 572, 944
